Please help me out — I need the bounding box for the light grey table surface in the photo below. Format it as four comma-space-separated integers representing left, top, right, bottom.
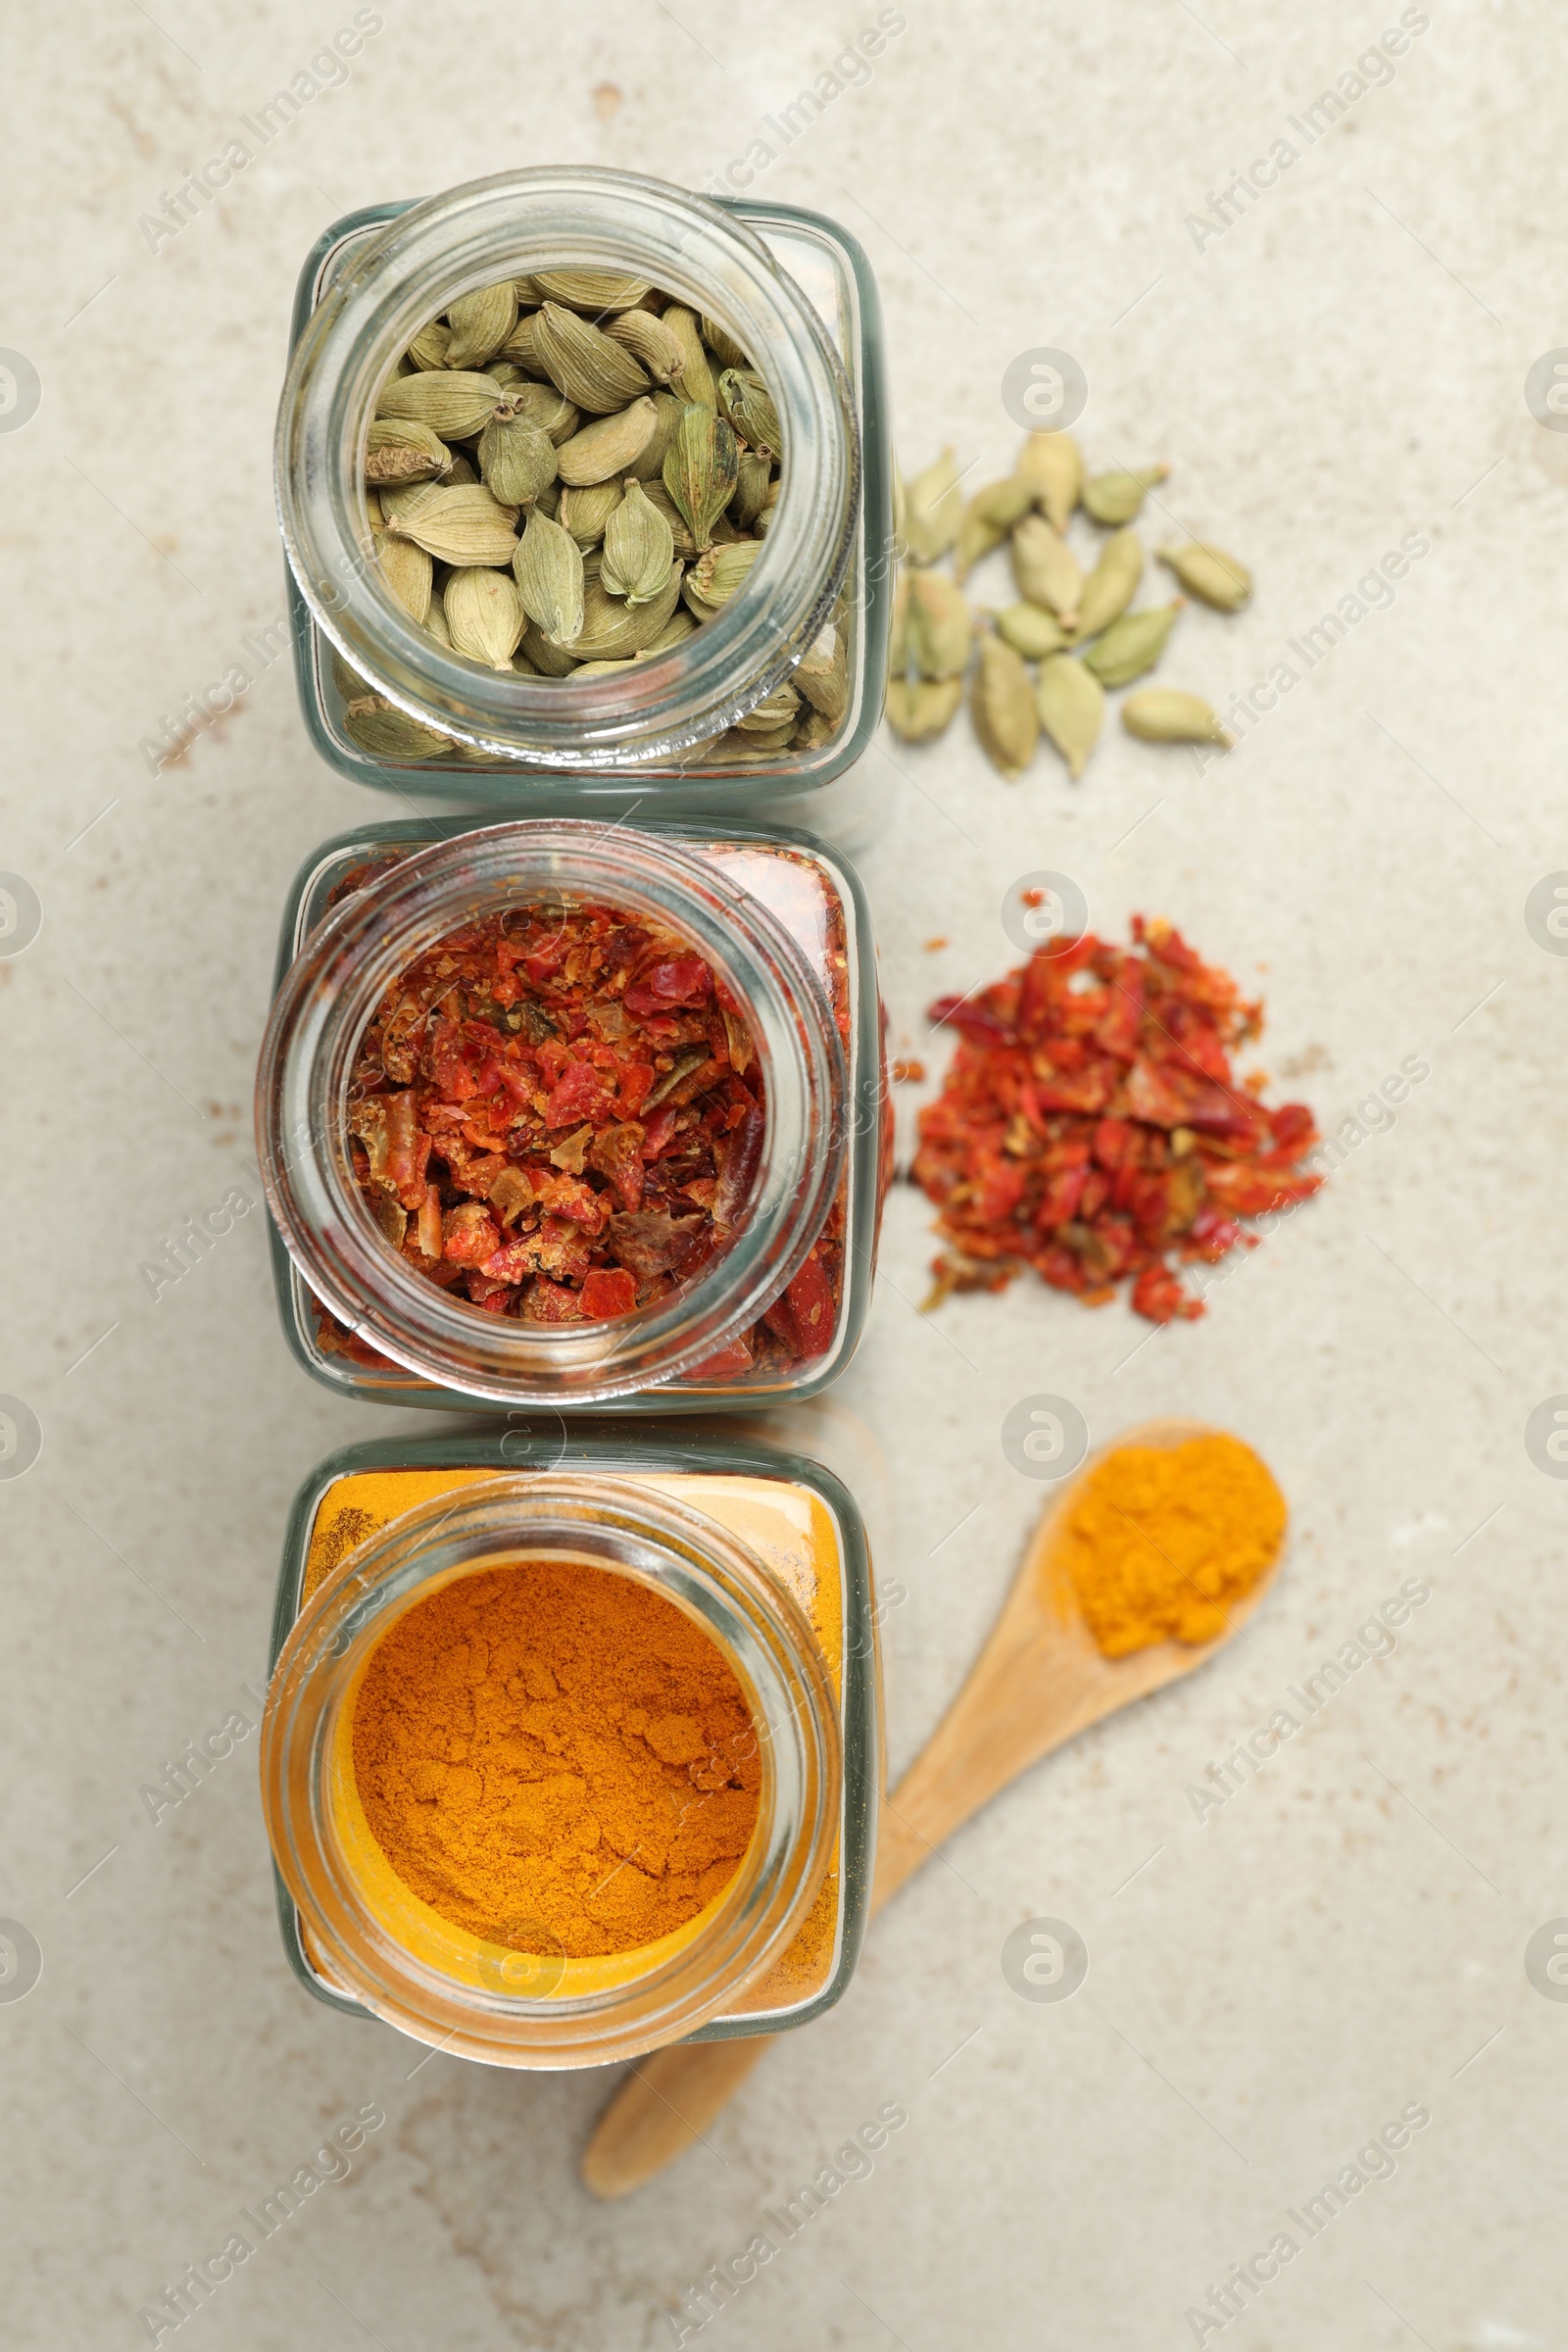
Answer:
4, 4, 1564, 2346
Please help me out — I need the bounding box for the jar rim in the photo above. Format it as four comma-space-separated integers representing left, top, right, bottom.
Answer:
260, 1474, 842, 2064
275, 167, 860, 768
255, 819, 849, 1403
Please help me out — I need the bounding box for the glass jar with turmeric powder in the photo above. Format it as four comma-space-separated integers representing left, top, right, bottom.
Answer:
257, 815, 890, 1409
260, 1422, 879, 2064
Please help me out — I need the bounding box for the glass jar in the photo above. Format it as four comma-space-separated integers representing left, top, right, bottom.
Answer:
261, 1422, 880, 2064
275, 168, 894, 809
257, 816, 890, 1411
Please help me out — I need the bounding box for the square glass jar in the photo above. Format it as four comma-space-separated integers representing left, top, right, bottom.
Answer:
263, 1421, 881, 2061
277, 170, 894, 811
260, 815, 891, 1412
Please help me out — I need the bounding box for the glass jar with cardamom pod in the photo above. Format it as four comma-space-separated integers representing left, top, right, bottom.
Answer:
275, 168, 892, 810
256, 816, 891, 1411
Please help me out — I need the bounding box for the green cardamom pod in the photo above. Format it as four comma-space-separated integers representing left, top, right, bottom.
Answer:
601, 479, 676, 604
443, 565, 525, 669
512, 507, 585, 646
637, 477, 696, 560
902, 448, 961, 564
889, 570, 912, 678
886, 676, 964, 744
970, 636, 1039, 778
375, 532, 432, 624
794, 622, 849, 724
500, 313, 544, 373
730, 449, 773, 529
906, 567, 972, 680
717, 368, 781, 457
405, 320, 450, 371
443, 282, 518, 371
1157, 541, 1252, 611
1035, 655, 1104, 780
518, 620, 583, 676
342, 696, 452, 762
995, 601, 1069, 659
496, 381, 580, 445
1121, 688, 1233, 745
422, 595, 452, 647
476, 412, 558, 507
556, 397, 661, 486
531, 269, 653, 313
643, 609, 696, 656
376, 370, 505, 441
365, 418, 453, 486
604, 310, 688, 385
1082, 599, 1184, 689
1010, 514, 1083, 624
636, 390, 686, 483
955, 476, 1036, 582
533, 302, 651, 414
691, 538, 762, 608
1073, 525, 1144, 638
700, 313, 750, 369
557, 480, 624, 549
573, 563, 685, 660
661, 307, 717, 408
1017, 431, 1082, 530
383, 483, 519, 567
1082, 465, 1169, 525
735, 680, 801, 734
662, 404, 739, 552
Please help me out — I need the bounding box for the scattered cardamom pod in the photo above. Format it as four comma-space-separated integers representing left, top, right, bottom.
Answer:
476, 409, 558, 507
443, 282, 518, 371
888, 570, 912, 677
601, 479, 675, 604
1082, 465, 1169, 525
605, 309, 688, 385
1017, 431, 1082, 530
955, 476, 1036, 582
1122, 688, 1233, 746
1082, 599, 1183, 689
384, 482, 519, 567
1158, 541, 1252, 611
1073, 525, 1143, 639
1010, 514, 1083, 625
971, 636, 1039, 779
533, 302, 651, 414
906, 568, 972, 680
886, 676, 964, 744
513, 507, 585, 647
995, 601, 1069, 659
902, 449, 962, 564
662, 403, 739, 551
556, 397, 661, 486
1035, 654, 1104, 780
376, 369, 505, 441
531, 269, 652, 313
558, 480, 624, 548
365, 418, 453, 486
444, 565, 525, 669
659, 307, 717, 409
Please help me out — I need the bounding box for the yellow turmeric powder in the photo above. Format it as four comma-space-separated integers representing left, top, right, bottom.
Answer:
352, 1561, 760, 1958
1059, 1434, 1285, 1657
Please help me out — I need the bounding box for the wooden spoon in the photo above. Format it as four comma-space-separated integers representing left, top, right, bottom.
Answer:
581, 1417, 1283, 2199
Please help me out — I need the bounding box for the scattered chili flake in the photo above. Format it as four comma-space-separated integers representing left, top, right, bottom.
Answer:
319, 872, 852, 1380
912, 916, 1323, 1324
891, 1057, 926, 1084
923, 936, 949, 952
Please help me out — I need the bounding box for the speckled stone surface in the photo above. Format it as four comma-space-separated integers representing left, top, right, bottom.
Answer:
4, 4, 1565, 2345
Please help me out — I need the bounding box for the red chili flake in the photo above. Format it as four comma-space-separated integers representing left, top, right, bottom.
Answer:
891, 1057, 926, 1084
323, 888, 850, 1375
913, 916, 1323, 1324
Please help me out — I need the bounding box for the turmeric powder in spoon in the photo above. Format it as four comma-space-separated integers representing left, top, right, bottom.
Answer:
1059, 1433, 1285, 1657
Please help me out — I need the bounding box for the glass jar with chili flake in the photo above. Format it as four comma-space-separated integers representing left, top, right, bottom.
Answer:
261, 1419, 879, 2066
257, 817, 890, 1410
275, 168, 892, 808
